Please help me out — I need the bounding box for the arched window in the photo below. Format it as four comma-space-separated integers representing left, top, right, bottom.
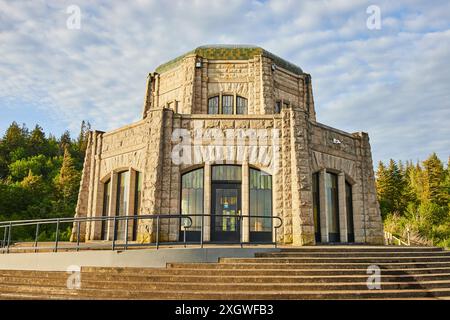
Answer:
312, 172, 321, 242
101, 179, 111, 240
236, 96, 248, 114
208, 95, 248, 115
222, 95, 233, 114
325, 172, 340, 242
116, 171, 129, 240
133, 171, 142, 241
249, 168, 272, 242
180, 168, 204, 240
346, 181, 354, 242
208, 96, 219, 114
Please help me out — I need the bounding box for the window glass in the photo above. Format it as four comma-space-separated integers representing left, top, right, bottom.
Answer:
222, 95, 233, 114
181, 168, 204, 231
274, 101, 281, 114
116, 171, 129, 240
208, 96, 219, 114
346, 181, 354, 241
250, 169, 272, 232
133, 172, 142, 241
212, 165, 242, 181
101, 179, 111, 240
325, 172, 339, 236
236, 96, 248, 114
312, 173, 320, 241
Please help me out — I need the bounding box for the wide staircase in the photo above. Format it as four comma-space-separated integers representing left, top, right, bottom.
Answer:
1, 246, 450, 299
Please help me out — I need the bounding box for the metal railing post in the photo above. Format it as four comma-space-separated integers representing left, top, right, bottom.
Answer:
156, 216, 160, 250
274, 224, 277, 249
125, 216, 129, 251
200, 214, 204, 248
6, 222, 12, 254
239, 215, 243, 248
3, 226, 7, 249
54, 219, 60, 252
183, 221, 187, 248
112, 216, 117, 251
34, 223, 40, 253
76, 221, 81, 252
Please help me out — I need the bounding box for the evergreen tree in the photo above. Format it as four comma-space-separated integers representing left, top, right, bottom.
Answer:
55, 148, 81, 207
422, 153, 445, 206
29, 125, 47, 156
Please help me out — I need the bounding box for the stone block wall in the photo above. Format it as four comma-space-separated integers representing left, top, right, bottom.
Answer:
73, 46, 383, 246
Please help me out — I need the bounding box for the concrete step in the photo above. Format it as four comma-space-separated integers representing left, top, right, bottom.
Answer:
219, 256, 450, 264
83, 266, 450, 276
5, 267, 450, 279
2, 273, 450, 285
4, 279, 450, 292
168, 261, 450, 269
0, 283, 449, 299
278, 247, 443, 253
256, 252, 450, 258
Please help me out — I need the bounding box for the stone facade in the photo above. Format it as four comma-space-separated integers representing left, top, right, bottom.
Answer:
72, 45, 384, 245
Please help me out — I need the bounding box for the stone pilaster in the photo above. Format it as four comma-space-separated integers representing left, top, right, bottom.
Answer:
203, 163, 211, 242
241, 162, 250, 243
71, 131, 94, 242
137, 108, 166, 243
338, 172, 348, 243
319, 169, 329, 243
357, 132, 384, 244
290, 109, 315, 245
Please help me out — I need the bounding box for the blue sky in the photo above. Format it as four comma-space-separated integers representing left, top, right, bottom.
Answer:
0, 0, 449, 165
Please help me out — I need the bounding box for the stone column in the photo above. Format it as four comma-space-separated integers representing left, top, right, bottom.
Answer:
127, 169, 137, 241
338, 172, 348, 243
319, 169, 329, 243
203, 163, 211, 242
107, 171, 118, 241
138, 109, 165, 243
242, 162, 250, 243
90, 134, 103, 240
85, 131, 98, 241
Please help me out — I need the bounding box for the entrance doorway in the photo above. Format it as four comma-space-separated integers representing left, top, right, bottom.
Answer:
211, 183, 241, 242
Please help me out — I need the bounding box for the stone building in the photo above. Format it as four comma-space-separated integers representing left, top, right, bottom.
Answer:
72, 45, 384, 246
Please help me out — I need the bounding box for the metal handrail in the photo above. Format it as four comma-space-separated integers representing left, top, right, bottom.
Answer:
0, 213, 283, 253
384, 231, 410, 246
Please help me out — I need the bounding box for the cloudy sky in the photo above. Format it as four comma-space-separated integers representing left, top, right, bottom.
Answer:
0, 0, 449, 165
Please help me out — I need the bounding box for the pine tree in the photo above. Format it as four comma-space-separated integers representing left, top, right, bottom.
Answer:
55, 148, 81, 207
422, 153, 445, 206
29, 125, 47, 156
59, 131, 72, 156
76, 120, 91, 154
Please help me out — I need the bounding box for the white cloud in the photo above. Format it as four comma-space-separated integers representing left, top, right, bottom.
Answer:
0, 0, 449, 164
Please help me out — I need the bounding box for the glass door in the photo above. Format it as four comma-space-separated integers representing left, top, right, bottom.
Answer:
211, 184, 241, 242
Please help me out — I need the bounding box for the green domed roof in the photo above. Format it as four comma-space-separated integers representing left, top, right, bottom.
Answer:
155, 45, 303, 75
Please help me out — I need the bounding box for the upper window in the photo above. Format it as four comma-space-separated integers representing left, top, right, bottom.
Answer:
236, 96, 248, 114
274, 101, 281, 114
222, 95, 233, 114
208, 95, 248, 115
208, 96, 219, 114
